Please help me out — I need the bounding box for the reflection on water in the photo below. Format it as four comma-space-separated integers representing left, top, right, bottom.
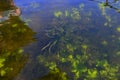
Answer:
0, 0, 120, 80
0, 0, 35, 80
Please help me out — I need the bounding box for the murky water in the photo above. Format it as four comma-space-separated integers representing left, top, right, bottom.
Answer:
0, 0, 120, 80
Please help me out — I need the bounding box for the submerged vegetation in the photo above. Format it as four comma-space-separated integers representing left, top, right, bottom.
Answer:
40, 68, 68, 80
38, 2, 120, 80
0, 0, 120, 80
54, 7, 81, 21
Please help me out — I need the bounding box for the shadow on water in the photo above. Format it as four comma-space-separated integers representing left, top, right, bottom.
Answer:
0, 0, 36, 80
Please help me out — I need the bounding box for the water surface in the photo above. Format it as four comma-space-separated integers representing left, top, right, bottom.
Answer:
0, 0, 120, 80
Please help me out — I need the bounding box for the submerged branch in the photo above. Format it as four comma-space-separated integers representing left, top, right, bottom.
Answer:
41, 41, 53, 51
49, 40, 57, 53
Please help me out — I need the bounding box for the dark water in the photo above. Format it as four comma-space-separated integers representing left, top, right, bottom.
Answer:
0, 0, 120, 80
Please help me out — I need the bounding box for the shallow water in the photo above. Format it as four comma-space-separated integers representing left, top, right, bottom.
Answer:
0, 0, 120, 80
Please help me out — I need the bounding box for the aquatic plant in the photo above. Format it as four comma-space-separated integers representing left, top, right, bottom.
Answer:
54, 11, 63, 18
54, 8, 81, 21
116, 26, 120, 32
0, 48, 28, 80
79, 3, 85, 9
101, 40, 108, 45
38, 3, 120, 80
38, 49, 120, 80
40, 67, 68, 80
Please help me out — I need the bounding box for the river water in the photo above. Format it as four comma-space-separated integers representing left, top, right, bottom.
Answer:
0, 0, 120, 80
